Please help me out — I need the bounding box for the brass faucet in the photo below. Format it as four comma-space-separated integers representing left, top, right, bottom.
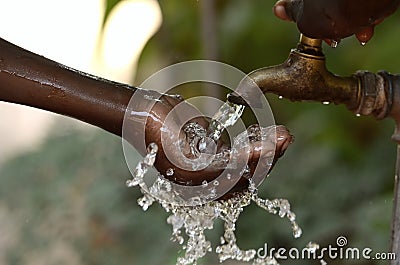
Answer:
228, 34, 395, 122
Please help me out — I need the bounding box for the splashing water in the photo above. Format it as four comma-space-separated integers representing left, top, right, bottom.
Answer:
124, 101, 301, 265
125, 143, 302, 265
304, 242, 327, 265
183, 122, 207, 157
126, 142, 158, 188
207, 101, 245, 141
181, 100, 276, 172
330, 39, 340, 48
305, 241, 320, 254
180, 101, 246, 165
166, 168, 175, 176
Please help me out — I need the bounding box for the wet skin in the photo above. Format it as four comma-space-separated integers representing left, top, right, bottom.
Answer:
0, 38, 292, 195
139, 93, 293, 193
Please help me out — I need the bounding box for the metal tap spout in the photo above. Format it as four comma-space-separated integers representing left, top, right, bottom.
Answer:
228, 35, 391, 120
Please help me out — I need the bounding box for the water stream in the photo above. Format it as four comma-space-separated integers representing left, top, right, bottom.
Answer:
125, 102, 302, 264
207, 101, 245, 141
126, 144, 302, 265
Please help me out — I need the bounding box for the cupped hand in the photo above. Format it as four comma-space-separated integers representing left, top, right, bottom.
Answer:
273, 0, 400, 44
142, 94, 293, 194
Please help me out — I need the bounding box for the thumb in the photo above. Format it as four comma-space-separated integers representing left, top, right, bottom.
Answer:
273, 0, 303, 22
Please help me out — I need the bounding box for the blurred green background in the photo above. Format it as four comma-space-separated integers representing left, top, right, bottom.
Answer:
1, 0, 400, 264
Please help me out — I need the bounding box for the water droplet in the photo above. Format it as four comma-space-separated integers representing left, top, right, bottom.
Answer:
322, 101, 330, 105
144, 154, 156, 166
167, 214, 184, 231
330, 39, 339, 48
147, 142, 158, 155
278, 95, 283, 100
248, 178, 257, 193
356, 113, 361, 117
166, 168, 174, 176
306, 242, 320, 253
360, 41, 366, 46
278, 199, 290, 218
138, 194, 154, 211
287, 211, 296, 222
126, 179, 134, 187
198, 138, 207, 152
208, 187, 217, 199
241, 165, 250, 176
292, 222, 302, 238
226, 173, 231, 180
134, 162, 146, 178
213, 180, 219, 186
202, 180, 208, 187
183, 122, 207, 157
198, 137, 217, 154
172, 94, 184, 101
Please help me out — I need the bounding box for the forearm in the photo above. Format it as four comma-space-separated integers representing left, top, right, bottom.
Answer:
0, 37, 135, 137
0, 38, 292, 195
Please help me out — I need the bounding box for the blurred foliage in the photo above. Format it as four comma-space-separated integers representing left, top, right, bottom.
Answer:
1, 0, 400, 264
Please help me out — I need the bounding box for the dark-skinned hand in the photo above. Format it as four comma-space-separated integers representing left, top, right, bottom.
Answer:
141, 94, 292, 194
273, 0, 400, 44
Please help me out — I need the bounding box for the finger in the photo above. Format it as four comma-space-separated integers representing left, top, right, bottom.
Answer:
274, 0, 303, 22
226, 125, 293, 196
274, 125, 293, 157
231, 125, 293, 174
355, 26, 375, 45
273, 0, 292, 21
250, 125, 293, 168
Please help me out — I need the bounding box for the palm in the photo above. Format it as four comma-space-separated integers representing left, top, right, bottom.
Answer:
143, 94, 292, 196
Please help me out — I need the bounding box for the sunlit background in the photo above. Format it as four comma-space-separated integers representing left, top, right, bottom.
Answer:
0, 0, 400, 264
0, 0, 161, 163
